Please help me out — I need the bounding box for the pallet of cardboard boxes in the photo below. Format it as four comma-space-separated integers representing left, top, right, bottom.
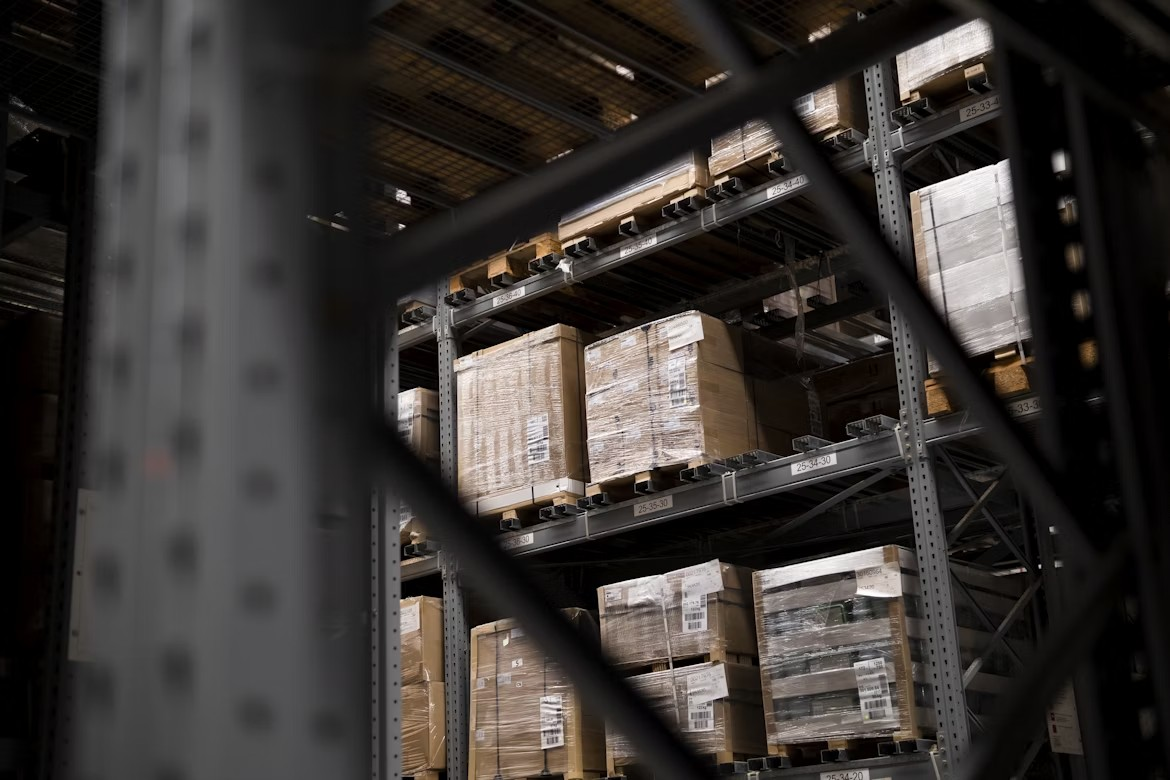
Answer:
402, 596, 445, 779
468, 610, 607, 780
598, 561, 767, 775
398, 388, 439, 555
455, 324, 589, 526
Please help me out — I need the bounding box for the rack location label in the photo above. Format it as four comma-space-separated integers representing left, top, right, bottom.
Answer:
792, 452, 837, 476
493, 285, 526, 307
501, 532, 534, 551
633, 494, 673, 517
767, 174, 808, 200
960, 94, 1000, 123
620, 233, 658, 259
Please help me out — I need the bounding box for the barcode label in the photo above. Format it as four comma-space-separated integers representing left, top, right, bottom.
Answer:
853, 658, 894, 723
540, 695, 565, 749
793, 92, 816, 117
687, 694, 714, 732
526, 414, 550, 464
668, 356, 689, 408
682, 592, 708, 633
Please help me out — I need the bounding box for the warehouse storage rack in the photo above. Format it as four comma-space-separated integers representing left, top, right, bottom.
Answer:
33, 2, 1170, 780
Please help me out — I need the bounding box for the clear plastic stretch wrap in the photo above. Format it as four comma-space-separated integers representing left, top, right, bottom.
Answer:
753, 547, 929, 743
398, 388, 439, 541
912, 160, 1029, 368
469, 610, 607, 780
584, 312, 754, 483
707, 74, 864, 177
401, 596, 444, 685
598, 560, 756, 669
557, 151, 710, 241
455, 324, 588, 507
403, 682, 446, 775
895, 19, 993, 99
606, 662, 767, 767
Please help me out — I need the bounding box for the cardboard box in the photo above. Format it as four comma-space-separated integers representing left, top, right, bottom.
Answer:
470, 610, 606, 780
404, 681, 446, 774
606, 662, 766, 770
753, 546, 1029, 745
455, 325, 588, 510
896, 20, 993, 102
709, 79, 865, 177
598, 560, 757, 669
585, 312, 813, 481
402, 596, 444, 685
912, 160, 1029, 366
399, 387, 439, 464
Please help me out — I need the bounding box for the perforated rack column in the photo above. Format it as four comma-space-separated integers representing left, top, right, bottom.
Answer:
436, 282, 470, 780
864, 59, 972, 764
75, 3, 370, 779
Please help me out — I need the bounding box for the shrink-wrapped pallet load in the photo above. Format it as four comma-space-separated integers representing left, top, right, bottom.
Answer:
398, 388, 439, 546
597, 560, 757, 669
469, 610, 606, 780
896, 19, 993, 102
401, 596, 446, 777
584, 312, 810, 485
911, 160, 1029, 367
455, 324, 588, 514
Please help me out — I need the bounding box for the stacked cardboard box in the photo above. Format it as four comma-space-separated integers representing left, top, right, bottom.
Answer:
398, 388, 440, 548
455, 324, 588, 514
911, 160, 1029, 367
598, 561, 766, 769
402, 597, 445, 777
752, 547, 1029, 747
896, 20, 993, 102
708, 79, 866, 178
584, 312, 810, 485
469, 610, 606, 780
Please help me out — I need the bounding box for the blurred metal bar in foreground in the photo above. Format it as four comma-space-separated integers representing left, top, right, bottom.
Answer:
74, 2, 371, 779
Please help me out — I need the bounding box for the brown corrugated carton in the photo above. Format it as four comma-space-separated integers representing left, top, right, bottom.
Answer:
455, 325, 588, 513
403, 681, 446, 774
470, 610, 606, 780
598, 560, 757, 670
399, 387, 439, 464
606, 662, 766, 771
402, 596, 444, 685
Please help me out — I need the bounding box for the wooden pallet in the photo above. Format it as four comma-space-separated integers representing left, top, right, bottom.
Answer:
403, 771, 444, 780
580, 459, 713, 507
925, 347, 1031, 417
767, 735, 934, 765
607, 751, 752, 779
899, 59, 994, 109
470, 487, 584, 532
447, 233, 560, 299
619, 650, 757, 677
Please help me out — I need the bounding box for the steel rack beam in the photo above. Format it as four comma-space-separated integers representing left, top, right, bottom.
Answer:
393, 87, 1004, 350
376, 1, 963, 294
400, 398, 1045, 581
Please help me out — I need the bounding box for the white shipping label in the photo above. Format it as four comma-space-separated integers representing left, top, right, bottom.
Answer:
666, 314, 705, 351
627, 577, 666, 607
397, 404, 412, 435
498, 673, 512, 686
511, 658, 524, 669
854, 658, 895, 723
619, 233, 658, 259
475, 728, 486, 742
687, 694, 715, 732
604, 587, 623, 604
526, 414, 550, 464
681, 593, 708, 633
791, 451, 837, 476
1047, 683, 1084, 755
686, 665, 729, 704
668, 356, 690, 408
793, 92, 816, 117
511, 627, 524, 639
540, 695, 566, 749
400, 603, 420, 634
476, 678, 486, 689
854, 563, 902, 599
680, 560, 724, 598
819, 770, 870, 780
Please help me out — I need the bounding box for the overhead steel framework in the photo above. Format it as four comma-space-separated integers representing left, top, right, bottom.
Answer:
50, 2, 1170, 780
